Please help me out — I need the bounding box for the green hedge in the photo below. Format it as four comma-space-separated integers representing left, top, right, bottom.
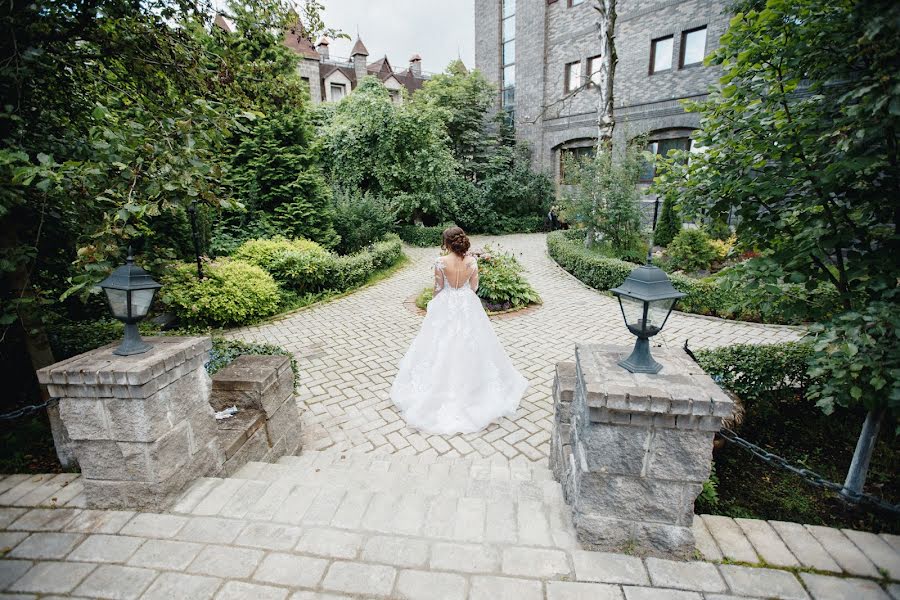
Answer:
547, 230, 815, 325
695, 342, 813, 405
398, 225, 448, 247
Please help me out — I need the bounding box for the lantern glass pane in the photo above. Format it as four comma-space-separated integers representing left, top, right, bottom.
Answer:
619, 296, 645, 331
130, 288, 156, 318
646, 298, 676, 335
104, 288, 129, 319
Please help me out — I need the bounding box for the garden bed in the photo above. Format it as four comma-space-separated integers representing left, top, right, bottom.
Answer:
414, 246, 541, 316
695, 343, 898, 534
547, 230, 832, 325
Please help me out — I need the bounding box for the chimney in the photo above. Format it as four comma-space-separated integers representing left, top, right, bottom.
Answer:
350, 37, 370, 83
409, 54, 422, 77
316, 37, 329, 59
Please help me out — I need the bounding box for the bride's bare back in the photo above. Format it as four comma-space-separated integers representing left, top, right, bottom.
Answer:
435, 254, 479, 293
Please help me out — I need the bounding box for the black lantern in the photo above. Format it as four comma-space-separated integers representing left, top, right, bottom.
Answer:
610, 264, 686, 374
99, 249, 162, 356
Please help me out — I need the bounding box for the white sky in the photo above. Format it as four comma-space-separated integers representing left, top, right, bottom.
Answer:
320, 0, 475, 76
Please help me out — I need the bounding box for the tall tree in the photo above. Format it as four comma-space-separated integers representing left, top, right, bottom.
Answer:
652, 0, 899, 497
593, 0, 618, 143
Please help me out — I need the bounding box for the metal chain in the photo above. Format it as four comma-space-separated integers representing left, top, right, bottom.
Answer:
0, 398, 58, 422
682, 340, 899, 516
718, 427, 900, 516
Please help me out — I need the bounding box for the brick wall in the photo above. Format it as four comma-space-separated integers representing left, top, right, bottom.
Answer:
475, 0, 731, 179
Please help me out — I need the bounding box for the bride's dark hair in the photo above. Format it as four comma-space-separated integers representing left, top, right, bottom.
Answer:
442, 226, 470, 257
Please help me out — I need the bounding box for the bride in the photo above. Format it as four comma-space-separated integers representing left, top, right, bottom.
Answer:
390, 227, 528, 435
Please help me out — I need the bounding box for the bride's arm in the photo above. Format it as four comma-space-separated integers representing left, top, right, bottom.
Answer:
433, 261, 444, 296
468, 258, 479, 292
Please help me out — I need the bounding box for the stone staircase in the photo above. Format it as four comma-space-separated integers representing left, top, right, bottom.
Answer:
1, 451, 899, 598
171, 451, 578, 551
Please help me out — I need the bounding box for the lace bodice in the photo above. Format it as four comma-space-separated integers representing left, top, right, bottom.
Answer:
434, 256, 479, 294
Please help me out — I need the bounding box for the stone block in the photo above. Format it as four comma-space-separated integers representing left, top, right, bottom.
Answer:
579, 426, 650, 476
217, 581, 290, 600
67, 533, 144, 563
573, 471, 694, 525
57, 399, 110, 441
259, 375, 295, 417
572, 550, 648, 585
646, 428, 714, 482
73, 564, 158, 599
265, 398, 300, 447
126, 539, 203, 570
547, 581, 625, 600
77, 421, 192, 483
800, 573, 891, 600
82, 442, 222, 510
718, 565, 808, 600
8, 561, 97, 595
572, 513, 635, 550
470, 576, 543, 600
430, 542, 500, 573
321, 561, 395, 596
645, 558, 727, 592
634, 522, 696, 558
362, 535, 429, 567
397, 570, 466, 600
501, 547, 570, 578
140, 572, 221, 600
187, 545, 263, 579
217, 410, 266, 460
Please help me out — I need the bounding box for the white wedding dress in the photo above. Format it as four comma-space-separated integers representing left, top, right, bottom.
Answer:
390, 255, 528, 434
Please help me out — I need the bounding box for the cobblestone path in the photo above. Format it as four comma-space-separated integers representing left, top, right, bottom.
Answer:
230, 234, 804, 461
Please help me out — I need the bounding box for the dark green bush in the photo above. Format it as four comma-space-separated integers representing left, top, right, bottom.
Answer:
667, 228, 717, 272
207, 338, 299, 389
161, 260, 281, 327
398, 225, 449, 247
653, 195, 682, 247
330, 188, 395, 255
695, 342, 814, 405
474, 246, 542, 310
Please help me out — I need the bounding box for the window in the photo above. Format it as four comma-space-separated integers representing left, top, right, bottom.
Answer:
565, 61, 582, 92
388, 89, 400, 102
588, 55, 603, 86
639, 137, 692, 182
559, 146, 595, 184
330, 83, 346, 102
680, 26, 707, 67
649, 36, 673, 74
501, 0, 516, 126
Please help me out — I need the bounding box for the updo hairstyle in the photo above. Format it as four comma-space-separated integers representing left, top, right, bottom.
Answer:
442, 226, 471, 257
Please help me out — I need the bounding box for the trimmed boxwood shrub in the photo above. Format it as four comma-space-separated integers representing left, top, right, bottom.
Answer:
398, 225, 448, 247
667, 228, 717, 272
232, 237, 331, 291
161, 259, 281, 327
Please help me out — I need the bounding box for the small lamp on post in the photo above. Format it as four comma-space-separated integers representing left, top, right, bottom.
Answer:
99, 249, 162, 356
610, 264, 686, 374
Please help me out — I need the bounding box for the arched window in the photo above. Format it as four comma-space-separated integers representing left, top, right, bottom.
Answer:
638, 128, 695, 183
557, 139, 596, 184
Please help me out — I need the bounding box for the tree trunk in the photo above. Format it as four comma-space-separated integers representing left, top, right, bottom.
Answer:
584, 0, 617, 250
840, 405, 885, 501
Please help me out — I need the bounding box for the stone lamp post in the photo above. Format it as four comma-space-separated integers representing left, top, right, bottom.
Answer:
609, 264, 685, 373
99, 250, 161, 356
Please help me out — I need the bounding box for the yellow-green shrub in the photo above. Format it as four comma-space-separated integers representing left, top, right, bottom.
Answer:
232, 237, 331, 292
161, 260, 280, 327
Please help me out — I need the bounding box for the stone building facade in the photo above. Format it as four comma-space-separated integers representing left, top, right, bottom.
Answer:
474, 0, 730, 186
216, 16, 429, 104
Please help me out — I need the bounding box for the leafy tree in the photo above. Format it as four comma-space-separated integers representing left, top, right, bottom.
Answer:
559, 143, 645, 257
413, 60, 498, 181
652, 0, 899, 495
653, 196, 682, 247
318, 77, 457, 222
0, 0, 334, 413
229, 111, 337, 248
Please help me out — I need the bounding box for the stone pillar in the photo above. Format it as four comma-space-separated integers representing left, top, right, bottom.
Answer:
36, 337, 223, 510
555, 343, 733, 558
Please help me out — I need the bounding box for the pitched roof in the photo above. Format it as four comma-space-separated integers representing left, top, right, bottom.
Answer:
213, 14, 232, 33
350, 37, 369, 57
367, 56, 393, 75
283, 21, 320, 60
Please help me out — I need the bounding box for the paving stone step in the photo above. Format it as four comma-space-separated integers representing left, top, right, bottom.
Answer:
170, 477, 577, 549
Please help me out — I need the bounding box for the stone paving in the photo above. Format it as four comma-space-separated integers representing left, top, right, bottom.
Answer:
228, 233, 804, 461
0, 452, 897, 599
